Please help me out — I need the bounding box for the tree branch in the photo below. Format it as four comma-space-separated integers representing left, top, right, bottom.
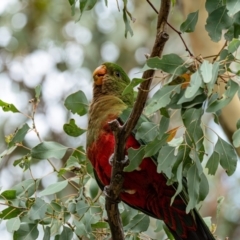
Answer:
105, 1, 171, 240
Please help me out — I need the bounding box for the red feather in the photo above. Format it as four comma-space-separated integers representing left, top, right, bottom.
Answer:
87, 124, 201, 239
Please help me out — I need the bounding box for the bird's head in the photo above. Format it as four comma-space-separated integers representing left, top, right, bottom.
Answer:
92, 62, 134, 106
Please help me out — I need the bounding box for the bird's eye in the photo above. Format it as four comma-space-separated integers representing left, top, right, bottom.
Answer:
115, 71, 121, 78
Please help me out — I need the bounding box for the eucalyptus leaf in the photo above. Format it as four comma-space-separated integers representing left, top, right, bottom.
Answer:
76, 200, 89, 216
136, 122, 158, 142
157, 146, 176, 178
145, 85, 181, 115
31, 141, 68, 159
185, 71, 203, 98
206, 151, 220, 175
0, 190, 16, 200
35, 85, 41, 100
205, 6, 232, 42
29, 198, 48, 220
123, 78, 144, 95
124, 146, 145, 172
39, 180, 68, 197
13, 224, 39, 240
9, 123, 30, 147
228, 38, 240, 53
180, 11, 199, 33
12, 179, 39, 198
0, 99, 19, 113
145, 55, 187, 75
226, 0, 240, 16
123, 214, 150, 233
207, 80, 239, 112
215, 137, 237, 175
63, 119, 86, 137
6, 217, 20, 233
200, 60, 213, 83
233, 128, 240, 147
43, 227, 50, 240
206, 62, 220, 95
59, 226, 73, 240
64, 90, 88, 116
186, 164, 201, 213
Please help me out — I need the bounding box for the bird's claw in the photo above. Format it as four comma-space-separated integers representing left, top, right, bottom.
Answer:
108, 154, 129, 167
103, 185, 121, 203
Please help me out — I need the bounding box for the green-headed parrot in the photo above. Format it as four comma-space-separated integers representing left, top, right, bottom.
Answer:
86, 62, 215, 240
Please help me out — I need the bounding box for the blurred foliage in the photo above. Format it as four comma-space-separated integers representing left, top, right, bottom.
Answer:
0, 0, 240, 239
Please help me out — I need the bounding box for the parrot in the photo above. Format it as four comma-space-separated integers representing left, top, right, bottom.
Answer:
86, 62, 215, 240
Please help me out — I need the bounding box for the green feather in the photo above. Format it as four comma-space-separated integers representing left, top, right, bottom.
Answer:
87, 63, 134, 148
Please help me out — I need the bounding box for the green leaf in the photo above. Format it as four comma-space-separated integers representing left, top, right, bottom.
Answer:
236, 119, 240, 129
205, 0, 224, 13
206, 62, 220, 95
63, 119, 86, 137
39, 180, 68, 197
145, 55, 188, 75
215, 137, 238, 175
6, 217, 21, 233
145, 85, 181, 115
88, 178, 99, 199
186, 164, 201, 213
35, 85, 41, 100
72, 146, 87, 163
136, 122, 158, 142
157, 146, 176, 178
198, 173, 209, 201
76, 200, 89, 215
171, 162, 183, 205
206, 151, 220, 175
29, 198, 48, 220
185, 71, 203, 98
159, 115, 170, 139
123, 214, 149, 232
59, 226, 73, 240
0, 206, 22, 220
13, 223, 39, 240
122, 78, 144, 95
226, 0, 240, 16
43, 226, 50, 240
233, 129, 240, 147
182, 108, 204, 153
207, 80, 239, 112
144, 134, 168, 158
0, 146, 17, 159
80, 0, 97, 12
91, 221, 109, 229
9, 123, 30, 147
124, 146, 145, 172
0, 99, 19, 113
180, 11, 199, 33
64, 90, 88, 116
123, 4, 134, 37
200, 60, 213, 83
12, 179, 39, 198
205, 6, 232, 42
0, 190, 16, 200
31, 141, 68, 159
228, 38, 240, 53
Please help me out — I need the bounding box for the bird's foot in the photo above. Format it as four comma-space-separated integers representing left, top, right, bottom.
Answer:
103, 185, 121, 203
108, 154, 129, 167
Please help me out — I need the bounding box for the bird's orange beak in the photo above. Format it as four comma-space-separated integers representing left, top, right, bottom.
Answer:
93, 65, 107, 85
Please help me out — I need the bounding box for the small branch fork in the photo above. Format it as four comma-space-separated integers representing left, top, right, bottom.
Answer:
105, 1, 171, 239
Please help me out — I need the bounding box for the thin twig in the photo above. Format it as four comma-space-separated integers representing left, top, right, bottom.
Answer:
146, 0, 194, 58
105, 1, 171, 240
212, 40, 227, 63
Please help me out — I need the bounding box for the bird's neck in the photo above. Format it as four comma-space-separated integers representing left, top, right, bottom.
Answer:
87, 95, 127, 147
